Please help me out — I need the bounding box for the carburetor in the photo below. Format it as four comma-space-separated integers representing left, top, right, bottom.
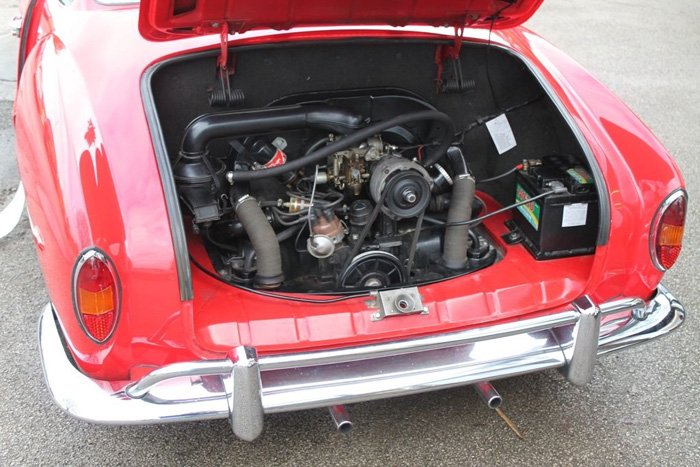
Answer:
325, 136, 386, 195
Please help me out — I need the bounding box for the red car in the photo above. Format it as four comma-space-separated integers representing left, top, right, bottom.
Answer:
11, 0, 685, 440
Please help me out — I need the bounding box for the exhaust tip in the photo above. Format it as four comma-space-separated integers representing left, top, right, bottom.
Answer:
487, 394, 503, 410
328, 405, 353, 435
336, 419, 353, 435
473, 381, 502, 410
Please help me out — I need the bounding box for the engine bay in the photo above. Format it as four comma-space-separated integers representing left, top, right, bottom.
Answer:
154, 40, 601, 295
175, 93, 502, 292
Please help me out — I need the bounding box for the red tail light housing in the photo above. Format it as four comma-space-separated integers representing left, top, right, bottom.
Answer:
650, 189, 687, 271
72, 249, 121, 343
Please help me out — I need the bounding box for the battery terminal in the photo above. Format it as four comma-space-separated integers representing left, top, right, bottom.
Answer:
547, 181, 569, 195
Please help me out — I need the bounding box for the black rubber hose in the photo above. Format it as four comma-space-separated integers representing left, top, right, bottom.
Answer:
445, 146, 469, 176
235, 196, 284, 288
276, 224, 303, 243
181, 104, 366, 155
442, 174, 476, 270
228, 110, 455, 182
477, 165, 520, 184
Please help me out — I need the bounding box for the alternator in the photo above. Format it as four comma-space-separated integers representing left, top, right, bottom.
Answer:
369, 155, 433, 218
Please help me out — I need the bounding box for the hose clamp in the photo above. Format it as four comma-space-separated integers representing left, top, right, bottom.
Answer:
434, 163, 453, 186
234, 194, 254, 212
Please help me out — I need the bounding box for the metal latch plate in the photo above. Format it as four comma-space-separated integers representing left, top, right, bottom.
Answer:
366, 287, 428, 321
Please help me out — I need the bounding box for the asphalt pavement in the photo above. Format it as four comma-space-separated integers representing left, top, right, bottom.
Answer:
0, 1, 698, 465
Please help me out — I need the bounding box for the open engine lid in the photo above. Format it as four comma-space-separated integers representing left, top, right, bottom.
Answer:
139, 0, 545, 41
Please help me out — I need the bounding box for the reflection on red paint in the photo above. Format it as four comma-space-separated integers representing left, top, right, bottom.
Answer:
84, 120, 96, 147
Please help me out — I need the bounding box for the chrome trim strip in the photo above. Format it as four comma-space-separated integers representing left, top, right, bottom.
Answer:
261, 329, 565, 413
259, 310, 580, 371
598, 284, 684, 354
38, 311, 230, 424
260, 295, 644, 371
38, 285, 684, 440
599, 296, 645, 317
140, 67, 193, 301
126, 359, 233, 399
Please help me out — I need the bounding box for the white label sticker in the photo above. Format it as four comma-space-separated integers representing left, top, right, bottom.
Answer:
562, 203, 588, 228
485, 114, 517, 155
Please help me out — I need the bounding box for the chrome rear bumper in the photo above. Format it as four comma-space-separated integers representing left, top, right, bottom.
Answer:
39, 285, 685, 441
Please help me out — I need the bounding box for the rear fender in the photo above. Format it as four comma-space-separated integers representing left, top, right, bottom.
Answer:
507, 27, 684, 301
14, 32, 198, 380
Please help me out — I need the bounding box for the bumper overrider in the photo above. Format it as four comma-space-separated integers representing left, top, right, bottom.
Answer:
39, 285, 685, 441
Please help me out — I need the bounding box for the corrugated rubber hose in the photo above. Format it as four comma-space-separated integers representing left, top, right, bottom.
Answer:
442, 174, 476, 270
235, 196, 284, 288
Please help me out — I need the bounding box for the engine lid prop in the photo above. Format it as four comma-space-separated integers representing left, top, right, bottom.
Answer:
366, 287, 428, 321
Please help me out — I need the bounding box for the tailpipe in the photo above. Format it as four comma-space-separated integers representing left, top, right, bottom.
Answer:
328, 405, 353, 434
473, 382, 502, 409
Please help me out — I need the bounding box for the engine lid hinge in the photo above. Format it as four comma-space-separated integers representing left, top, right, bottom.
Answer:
366, 287, 428, 321
434, 24, 475, 95
209, 23, 245, 107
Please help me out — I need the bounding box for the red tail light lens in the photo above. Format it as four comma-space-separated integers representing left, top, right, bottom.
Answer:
651, 190, 687, 271
73, 250, 120, 343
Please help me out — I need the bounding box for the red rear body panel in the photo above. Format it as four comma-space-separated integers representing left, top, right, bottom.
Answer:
13, 1, 682, 380
190, 193, 594, 354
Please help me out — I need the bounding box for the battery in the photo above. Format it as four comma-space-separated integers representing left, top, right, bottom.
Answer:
511, 160, 599, 260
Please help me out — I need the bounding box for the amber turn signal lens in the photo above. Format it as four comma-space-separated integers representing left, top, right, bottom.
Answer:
78, 287, 115, 316
652, 191, 687, 271
74, 250, 120, 343
658, 224, 684, 247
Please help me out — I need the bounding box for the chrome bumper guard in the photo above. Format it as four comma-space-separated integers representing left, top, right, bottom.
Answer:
39, 284, 685, 441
